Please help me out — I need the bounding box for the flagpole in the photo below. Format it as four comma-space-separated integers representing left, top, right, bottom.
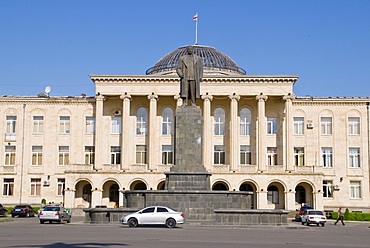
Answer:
194, 13, 198, 45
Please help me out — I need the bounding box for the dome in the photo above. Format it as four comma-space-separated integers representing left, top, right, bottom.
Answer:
146, 45, 246, 75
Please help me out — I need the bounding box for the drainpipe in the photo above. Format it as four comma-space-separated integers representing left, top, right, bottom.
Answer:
19, 104, 26, 204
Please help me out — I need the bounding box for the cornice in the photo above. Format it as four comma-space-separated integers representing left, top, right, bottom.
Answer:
293, 99, 369, 107
0, 97, 95, 106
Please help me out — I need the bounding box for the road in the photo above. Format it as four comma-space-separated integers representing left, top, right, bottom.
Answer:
0, 217, 369, 248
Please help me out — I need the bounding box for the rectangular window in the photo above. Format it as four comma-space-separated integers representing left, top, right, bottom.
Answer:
321, 147, 332, 168
294, 147, 305, 166
323, 180, 333, 198
84, 146, 95, 164
321, 117, 332, 135
267, 118, 277, 134
240, 145, 251, 165
31, 146, 43, 166
348, 117, 360, 135
59, 116, 70, 134
32, 116, 44, 134
57, 178, 65, 196
293, 117, 304, 135
267, 147, 277, 165
267, 190, 279, 204
349, 148, 360, 168
161, 145, 173, 165
350, 181, 361, 199
111, 117, 122, 134
85, 117, 95, 134
6, 116, 17, 133
58, 146, 69, 166
3, 178, 14, 196
214, 145, 225, 165
30, 178, 41, 196
136, 145, 147, 164
214, 119, 225, 136
5, 146, 16, 166
240, 119, 251, 136
110, 146, 121, 164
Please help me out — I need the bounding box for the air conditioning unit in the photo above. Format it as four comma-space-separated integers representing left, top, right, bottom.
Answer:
114, 110, 122, 115
307, 123, 314, 128
334, 185, 340, 190
43, 180, 50, 186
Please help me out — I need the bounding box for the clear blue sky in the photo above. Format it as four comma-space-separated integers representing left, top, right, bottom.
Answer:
1, 0, 369, 97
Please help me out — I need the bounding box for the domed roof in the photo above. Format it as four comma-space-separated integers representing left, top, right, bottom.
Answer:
146, 45, 246, 75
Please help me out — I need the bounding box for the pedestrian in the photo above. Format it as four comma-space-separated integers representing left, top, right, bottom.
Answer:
334, 207, 345, 226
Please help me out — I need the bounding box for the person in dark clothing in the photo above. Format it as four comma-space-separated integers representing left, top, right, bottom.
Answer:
334, 207, 345, 226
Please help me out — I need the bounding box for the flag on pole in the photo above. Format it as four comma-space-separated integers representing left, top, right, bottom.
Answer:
193, 13, 198, 21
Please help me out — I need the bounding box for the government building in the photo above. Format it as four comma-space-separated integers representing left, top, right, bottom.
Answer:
1, 45, 369, 214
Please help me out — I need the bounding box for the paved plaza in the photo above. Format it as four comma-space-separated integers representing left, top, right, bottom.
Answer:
0, 217, 369, 248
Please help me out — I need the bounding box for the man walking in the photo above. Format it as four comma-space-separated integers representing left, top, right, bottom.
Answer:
334, 207, 345, 226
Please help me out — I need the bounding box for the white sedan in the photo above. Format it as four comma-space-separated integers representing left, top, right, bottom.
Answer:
121, 206, 185, 228
301, 209, 326, 227
38, 206, 71, 224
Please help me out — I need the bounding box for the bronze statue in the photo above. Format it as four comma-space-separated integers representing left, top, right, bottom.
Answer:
177, 46, 203, 106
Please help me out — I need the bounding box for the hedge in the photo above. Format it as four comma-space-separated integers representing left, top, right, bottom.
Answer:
329, 211, 370, 221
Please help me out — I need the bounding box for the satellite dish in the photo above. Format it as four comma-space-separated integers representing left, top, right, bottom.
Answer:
45, 86, 51, 95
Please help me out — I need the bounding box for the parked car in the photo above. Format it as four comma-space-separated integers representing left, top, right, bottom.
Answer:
38, 206, 71, 224
121, 206, 185, 228
301, 209, 326, 226
0, 204, 8, 216
295, 205, 312, 221
11, 205, 35, 218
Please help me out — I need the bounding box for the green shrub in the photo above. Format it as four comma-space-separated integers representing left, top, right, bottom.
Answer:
344, 208, 350, 220
329, 211, 370, 221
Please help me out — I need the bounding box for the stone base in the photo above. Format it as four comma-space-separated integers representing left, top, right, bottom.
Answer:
165, 172, 211, 190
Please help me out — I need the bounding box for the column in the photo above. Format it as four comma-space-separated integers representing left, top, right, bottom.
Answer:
256, 94, 268, 171
174, 94, 183, 107
286, 190, 296, 211
148, 93, 159, 170
94, 95, 105, 170
229, 93, 240, 171
283, 94, 295, 171
91, 189, 103, 208
64, 189, 75, 209
120, 93, 131, 170
257, 190, 268, 209
201, 93, 213, 170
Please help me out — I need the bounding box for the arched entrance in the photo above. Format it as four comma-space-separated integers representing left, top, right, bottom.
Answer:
75, 180, 92, 208
130, 180, 147, 190
295, 182, 314, 208
239, 182, 256, 209
212, 181, 229, 191
267, 182, 285, 209
102, 180, 120, 207
157, 181, 166, 190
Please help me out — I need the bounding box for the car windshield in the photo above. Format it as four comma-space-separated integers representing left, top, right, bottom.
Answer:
44, 207, 60, 211
309, 211, 323, 215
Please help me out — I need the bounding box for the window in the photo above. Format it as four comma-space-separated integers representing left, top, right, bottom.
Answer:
267, 186, 279, 204
59, 116, 70, 134
136, 145, 147, 164
111, 117, 121, 134
32, 116, 44, 134
57, 178, 65, 196
321, 117, 332, 135
84, 146, 95, 164
3, 178, 14, 196
348, 117, 360, 135
214, 108, 225, 136
293, 117, 304, 135
85, 117, 95, 134
321, 147, 332, 168
349, 148, 360, 168
6, 116, 16, 133
323, 180, 333, 198
161, 145, 173, 165
350, 181, 361, 199
30, 179, 41, 196
294, 147, 304, 166
31, 146, 43, 166
136, 107, 147, 135
240, 108, 251, 136
5, 146, 16, 166
267, 147, 277, 165
240, 145, 251, 165
110, 146, 121, 164
58, 146, 69, 166
267, 117, 277, 134
162, 108, 173, 135
214, 145, 225, 165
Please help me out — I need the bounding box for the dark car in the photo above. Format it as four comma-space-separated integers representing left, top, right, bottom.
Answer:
11, 205, 35, 218
0, 204, 8, 216
295, 205, 312, 221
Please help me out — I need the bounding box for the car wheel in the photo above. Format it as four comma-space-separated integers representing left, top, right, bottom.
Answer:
67, 218, 71, 223
25, 212, 29, 218
11, 215, 15, 218
128, 218, 138, 228
316, 223, 319, 226
166, 218, 176, 228
301, 221, 304, 225
40, 220, 44, 224
321, 223, 325, 227
49, 221, 52, 224
306, 220, 309, 226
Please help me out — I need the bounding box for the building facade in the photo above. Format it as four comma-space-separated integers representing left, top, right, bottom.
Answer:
1, 45, 369, 213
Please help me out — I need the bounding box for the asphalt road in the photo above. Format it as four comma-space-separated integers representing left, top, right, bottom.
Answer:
0, 216, 369, 248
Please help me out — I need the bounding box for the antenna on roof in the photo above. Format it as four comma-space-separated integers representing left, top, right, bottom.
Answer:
193, 13, 198, 45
